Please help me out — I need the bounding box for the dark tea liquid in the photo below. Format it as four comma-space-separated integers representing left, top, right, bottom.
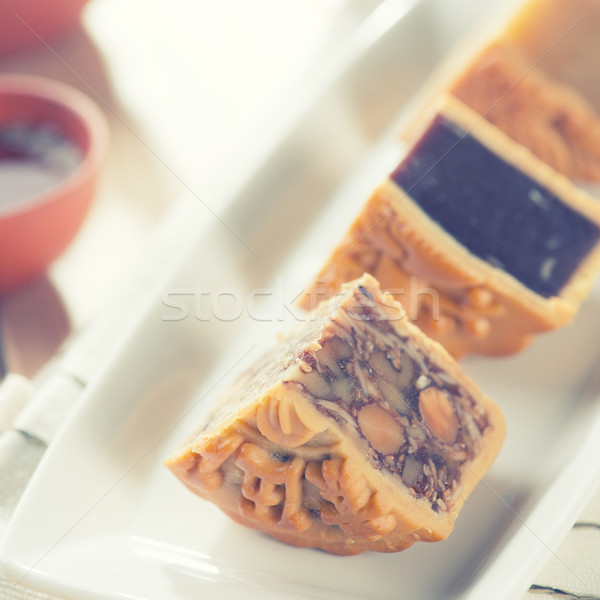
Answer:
0, 122, 82, 208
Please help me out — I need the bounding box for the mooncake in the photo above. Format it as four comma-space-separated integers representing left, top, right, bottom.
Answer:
301, 96, 600, 357
166, 274, 505, 555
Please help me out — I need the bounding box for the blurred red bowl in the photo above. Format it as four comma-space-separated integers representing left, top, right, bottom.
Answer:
0, 0, 89, 56
0, 76, 108, 293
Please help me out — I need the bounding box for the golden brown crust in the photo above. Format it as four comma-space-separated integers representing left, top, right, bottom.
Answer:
166, 386, 440, 555
299, 188, 537, 358
503, 0, 600, 113
300, 97, 600, 358
450, 42, 600, 181
406, 0, 600, 181
166, 275, 505, 554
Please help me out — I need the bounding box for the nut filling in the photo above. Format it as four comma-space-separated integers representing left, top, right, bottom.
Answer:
166, 275, 505, 555
291, 289, 489, 512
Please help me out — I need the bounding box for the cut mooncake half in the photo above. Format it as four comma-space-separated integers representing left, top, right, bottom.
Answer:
449, 41, 600, 181
410, 0, 600, 181
300, 95, 600, 358
166, 274, 505, 555
502, 0, 600, 118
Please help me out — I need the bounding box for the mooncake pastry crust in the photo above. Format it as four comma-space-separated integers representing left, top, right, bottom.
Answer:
503, 0, 600, 113
449, 42, 600, 181
166, 275, 505, 555
300, 97, 600, 358
410, 0, 600, 181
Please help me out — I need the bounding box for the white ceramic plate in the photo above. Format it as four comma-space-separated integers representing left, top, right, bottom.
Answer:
3, 0, 600, 598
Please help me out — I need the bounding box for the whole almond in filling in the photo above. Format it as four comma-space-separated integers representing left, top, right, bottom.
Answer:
357, 403, 405, 455
418, 386, 459, 445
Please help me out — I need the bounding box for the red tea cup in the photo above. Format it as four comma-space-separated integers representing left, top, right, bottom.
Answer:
0, 75, 108, 293
0, 0, 89, 56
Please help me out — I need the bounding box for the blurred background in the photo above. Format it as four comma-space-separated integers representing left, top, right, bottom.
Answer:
0, 0, 386, 379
